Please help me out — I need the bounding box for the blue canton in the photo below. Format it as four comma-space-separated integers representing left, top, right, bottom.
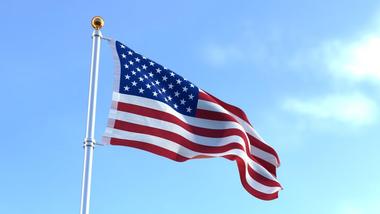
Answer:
116, 41, 199, 116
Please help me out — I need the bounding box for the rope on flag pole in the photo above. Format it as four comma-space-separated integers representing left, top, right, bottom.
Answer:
79, 16, 104, 214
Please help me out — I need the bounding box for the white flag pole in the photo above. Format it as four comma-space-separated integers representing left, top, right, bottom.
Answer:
80, 16, 104, 214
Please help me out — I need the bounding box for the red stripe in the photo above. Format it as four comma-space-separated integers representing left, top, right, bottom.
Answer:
248, 135, 280, 166
117, 102, 251, 157
196, 109, 238, 122
113, 120, 245, 154
199, 91, 251, 125
199, 91, 280, 166
110, 138, 188, 162
118, 102, 247, 139
196, 105, 280, 166
196, 108, 280, 170
117, 101, 279, 171
112, 119, 281, 188
111, 138, 279, 199
254, 156, 277, 177
224, 155, 279, 200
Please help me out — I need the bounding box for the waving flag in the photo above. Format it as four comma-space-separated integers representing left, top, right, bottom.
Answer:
103, 40, 282, 200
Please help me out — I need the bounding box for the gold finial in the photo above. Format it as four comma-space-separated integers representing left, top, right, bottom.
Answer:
91, 16, 104, 30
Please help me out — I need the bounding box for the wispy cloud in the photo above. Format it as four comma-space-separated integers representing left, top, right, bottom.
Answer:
201, 43, 244, 66
294, 12, 380, 85
283, 93, 378, 126
200, 24, 283, 68
285, 13, 380, 128
322, 35, 380, 83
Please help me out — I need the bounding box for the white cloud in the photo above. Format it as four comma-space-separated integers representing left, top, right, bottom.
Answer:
290, 12, 380, 85
283, 93, 378, 126
286, 16, 380, 128
201, 43, 244, 66
323, 35, 380, 82
200, 25, 282, 68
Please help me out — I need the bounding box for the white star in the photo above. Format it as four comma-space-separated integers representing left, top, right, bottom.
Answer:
131, 81, 137, 86
146, 84, 151, 89
128, 51, 133, 55
176, 79, 182, 84
131, 71, 137, 75
174, 91, 180, 97
142, 56, 147, 59
149, 61, 155, 66
174, 104, 178, 109
182, 86, 188, 92
170, 72, 175, 77
124, 86, 130, 91
122, 54, 126, 58
153, 91, 158, 97
158, 89, 162, 94
167, 96, 172, 101
125, 74, 130, 80
142, 65, 147, 70
136, 67, 141, 72
164, 97, 168, 102
129, 60, 134, 65
151, 81, 155, 86
135, 57, 140, 62
149, 72, 154, 77
188, 94, 194, 100
168, 83, 174, 89
162, 76, 168, 81
138, 88, 144, 93
124, 64, 129, 69
190, 84, 195, 88
143, 74, 148, 79
161, 88, 166, 93
155, 80, 160, 85
180, 99, 186, 105
139, 77, 144, 82
156, 68, 161, 73
164, 66, 168, 70
120, 44, 125, 49
186, 107, 192, 113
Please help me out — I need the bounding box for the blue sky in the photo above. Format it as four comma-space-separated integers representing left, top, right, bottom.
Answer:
1, 0, 380, 213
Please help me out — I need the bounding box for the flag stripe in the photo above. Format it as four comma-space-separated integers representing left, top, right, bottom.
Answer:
111, 93, 278, 174
112, 92, 279, 168
114, 102, 277, 176
109, 120, 280, 187
108, 137, 279, 200
112, 92, 249, 131
198, 94, 280, 166
107, 107, 279, 183
199, 90, 251, 124
104, 128, 281, 194
115, 103, 249, 141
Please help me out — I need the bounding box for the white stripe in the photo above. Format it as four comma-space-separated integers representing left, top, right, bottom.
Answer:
251, 146, 278, 166
112, 92, 247, 130
198, 99, 264, 140
107, 109, 277, 182
108, 109, 246, 148
111, 92, 279, 167
104, 127, 281, 194
197, 99, 279, 166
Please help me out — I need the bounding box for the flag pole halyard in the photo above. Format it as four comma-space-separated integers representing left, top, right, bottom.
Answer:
80, 16, 104, 214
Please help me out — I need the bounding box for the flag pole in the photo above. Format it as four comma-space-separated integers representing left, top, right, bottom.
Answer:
80, 16, 104, 214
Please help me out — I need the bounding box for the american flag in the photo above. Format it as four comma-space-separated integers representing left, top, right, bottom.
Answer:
103, 40, 282, 200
